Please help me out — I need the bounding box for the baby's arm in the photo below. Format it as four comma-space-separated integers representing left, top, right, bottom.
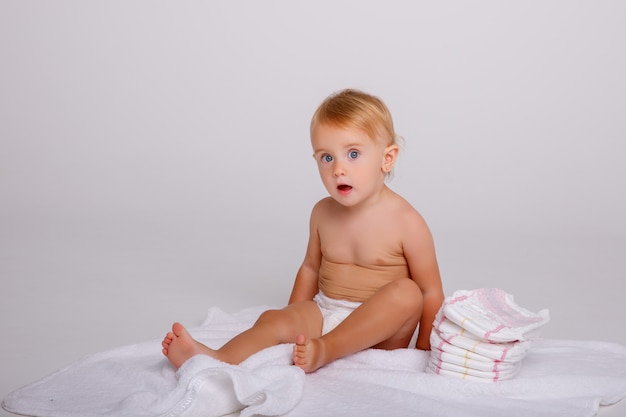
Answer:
402, 211, 444, 350
288, 203, 323, 304
416, 287, 444, 350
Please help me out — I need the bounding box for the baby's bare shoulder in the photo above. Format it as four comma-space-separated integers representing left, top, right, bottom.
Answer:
311, 197, 341, 216
389, 193, 424, 218
388, 194, 431, 235
308, 197, 339, 227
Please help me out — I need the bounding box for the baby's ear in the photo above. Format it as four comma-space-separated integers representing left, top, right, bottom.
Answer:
382, 145, 399, 173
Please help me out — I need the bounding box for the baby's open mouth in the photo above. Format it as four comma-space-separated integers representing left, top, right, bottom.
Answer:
337, 184, 352, 192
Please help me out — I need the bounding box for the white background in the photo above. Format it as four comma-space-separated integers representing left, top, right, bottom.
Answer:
1, 1, 625, 416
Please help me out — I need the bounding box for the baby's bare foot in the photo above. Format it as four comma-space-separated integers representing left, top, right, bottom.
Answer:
161, 322, 215, 368
292, 334, 328, 373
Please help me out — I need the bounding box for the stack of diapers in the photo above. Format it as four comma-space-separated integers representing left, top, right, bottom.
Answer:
427, 288, 550, 382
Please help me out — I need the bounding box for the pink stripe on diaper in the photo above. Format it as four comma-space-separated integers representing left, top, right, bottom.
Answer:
484, 324, 506, 341
448, 294, 469, 305
499, 345, 511, 362
492, 361, 501, 382
434, 333, 451, 374
433, 312, 446, 331
477, 288, 544, 328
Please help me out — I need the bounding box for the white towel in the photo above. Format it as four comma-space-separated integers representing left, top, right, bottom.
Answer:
3, 306, 626, 417
2, 307, 303, 417
165, 348, 303, 417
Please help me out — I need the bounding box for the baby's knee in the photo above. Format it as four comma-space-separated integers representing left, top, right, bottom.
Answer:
388, 279, 423, 313
256, 309, 284, 325
255, 309, 296, 336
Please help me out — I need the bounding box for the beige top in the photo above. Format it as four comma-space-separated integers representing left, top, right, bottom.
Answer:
318, 257, 411, 302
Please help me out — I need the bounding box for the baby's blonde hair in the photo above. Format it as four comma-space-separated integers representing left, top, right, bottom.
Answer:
310, 89, 399, 147
311, 89, 401, 179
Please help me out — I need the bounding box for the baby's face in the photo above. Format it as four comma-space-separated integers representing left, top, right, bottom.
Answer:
311, 123, 390, 208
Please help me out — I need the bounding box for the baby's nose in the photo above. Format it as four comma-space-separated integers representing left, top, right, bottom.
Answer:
333, 162, 346, 177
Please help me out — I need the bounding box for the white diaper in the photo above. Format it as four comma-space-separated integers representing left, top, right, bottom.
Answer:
313, 291, 362, 335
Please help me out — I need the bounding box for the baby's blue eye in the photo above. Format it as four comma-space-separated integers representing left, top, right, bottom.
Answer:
323, 154, 333, 163
348, 150, 359, 159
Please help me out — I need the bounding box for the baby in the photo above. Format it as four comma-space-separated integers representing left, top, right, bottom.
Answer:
162, 89, 444, 373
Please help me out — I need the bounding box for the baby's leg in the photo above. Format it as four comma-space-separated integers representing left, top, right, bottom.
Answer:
163, 300, 322, 369
293, 279, 422, 373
